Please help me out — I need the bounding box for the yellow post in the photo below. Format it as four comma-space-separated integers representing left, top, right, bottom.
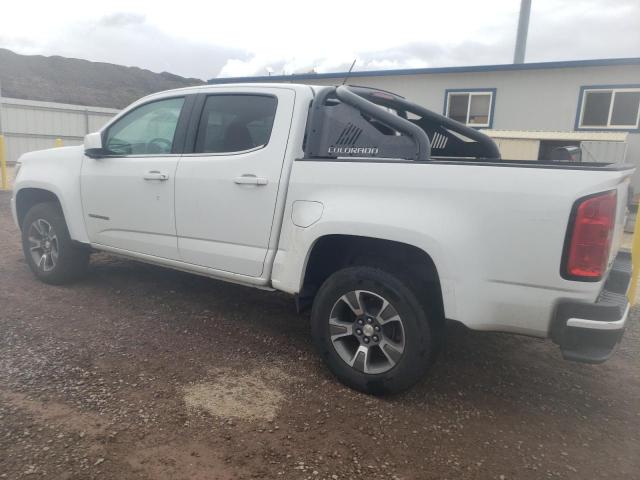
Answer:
0, 134, 7, 190
628, 209, 640, 305
54, 138, 63, 148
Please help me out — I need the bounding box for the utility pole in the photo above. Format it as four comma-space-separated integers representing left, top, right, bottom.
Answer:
513, 0, 532, 64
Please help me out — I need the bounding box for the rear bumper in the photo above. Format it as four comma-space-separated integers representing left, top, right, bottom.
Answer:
551, 250, 632, 363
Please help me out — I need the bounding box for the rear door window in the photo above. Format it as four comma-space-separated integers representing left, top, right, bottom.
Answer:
195, 95, 278, 154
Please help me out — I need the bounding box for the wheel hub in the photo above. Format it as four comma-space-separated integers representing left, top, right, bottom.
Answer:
362, 323, 374, 336
355, 316, 381, 344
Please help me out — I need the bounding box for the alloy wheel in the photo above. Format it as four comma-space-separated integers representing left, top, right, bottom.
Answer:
329, 290, 406, 374
27, 219, 59, 272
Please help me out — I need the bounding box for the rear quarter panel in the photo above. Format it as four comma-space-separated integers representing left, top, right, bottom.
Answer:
273, 160, 634, 337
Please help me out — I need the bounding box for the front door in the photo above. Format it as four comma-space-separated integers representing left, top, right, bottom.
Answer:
175, 88, 295, 277
81, 96, 187, 260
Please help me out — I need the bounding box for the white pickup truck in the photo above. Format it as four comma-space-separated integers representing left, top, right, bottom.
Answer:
11, 83, 635, 394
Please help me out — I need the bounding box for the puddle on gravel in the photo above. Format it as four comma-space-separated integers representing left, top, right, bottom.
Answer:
183, 368, 287, 421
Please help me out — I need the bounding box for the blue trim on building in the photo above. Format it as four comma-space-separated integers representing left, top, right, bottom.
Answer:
208, 57, 640, 84
443, 88, 497, 129
574, 84, 640, 133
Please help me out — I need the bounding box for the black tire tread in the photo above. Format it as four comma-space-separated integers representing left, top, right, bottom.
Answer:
21, 202, 89, 285
311, 266, 438, 395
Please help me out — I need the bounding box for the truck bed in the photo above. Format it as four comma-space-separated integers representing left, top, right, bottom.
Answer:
277, 156, 634, 338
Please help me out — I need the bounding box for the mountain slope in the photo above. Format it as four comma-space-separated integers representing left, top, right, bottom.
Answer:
0, 48, 204, 109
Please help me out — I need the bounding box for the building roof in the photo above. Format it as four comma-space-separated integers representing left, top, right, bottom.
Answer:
0, 96, 119, 114
208, 57, 640, 84
482, 129, 628, 141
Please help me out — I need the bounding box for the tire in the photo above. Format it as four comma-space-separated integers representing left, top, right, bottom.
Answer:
21, 202, 89, 285
311, 266, 438, 395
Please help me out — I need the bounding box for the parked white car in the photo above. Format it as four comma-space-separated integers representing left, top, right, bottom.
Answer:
12, 83, 635, 394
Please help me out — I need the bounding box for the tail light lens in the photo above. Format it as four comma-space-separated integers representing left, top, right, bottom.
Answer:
563, 190, 617, 281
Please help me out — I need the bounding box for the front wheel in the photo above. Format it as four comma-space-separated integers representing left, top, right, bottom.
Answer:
311, 266, 438, 395
21, 202, 89, 284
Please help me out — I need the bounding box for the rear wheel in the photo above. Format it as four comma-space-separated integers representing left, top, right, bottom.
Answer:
311, 266, 438, 395
21, 202, 89, 284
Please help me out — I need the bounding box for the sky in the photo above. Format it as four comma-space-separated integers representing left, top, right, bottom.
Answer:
1, 0, 639, 80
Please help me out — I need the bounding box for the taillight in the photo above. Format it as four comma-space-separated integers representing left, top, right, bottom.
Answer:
563, 190, 617, 281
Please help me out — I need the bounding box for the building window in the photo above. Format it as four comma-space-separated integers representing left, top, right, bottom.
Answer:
444, 89, 495, 128
577, 86, 640, 130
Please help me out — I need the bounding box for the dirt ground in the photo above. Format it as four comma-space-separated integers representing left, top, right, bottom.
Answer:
0, 190, 639, 480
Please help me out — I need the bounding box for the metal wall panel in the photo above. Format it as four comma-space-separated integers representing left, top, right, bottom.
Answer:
493, 138, 540, 160
581, 140, 629, 163
0, 97, 118, 164
88, 113, 114, 133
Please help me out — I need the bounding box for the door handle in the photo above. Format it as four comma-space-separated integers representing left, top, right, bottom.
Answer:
233, 174, 268, 186
143, 171, 169, 181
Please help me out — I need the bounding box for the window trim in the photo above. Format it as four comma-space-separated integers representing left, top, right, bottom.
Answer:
443, 88, 496, 129
575, 84, 640, 132
187, 92, 279, 156
100, 95, 193, 157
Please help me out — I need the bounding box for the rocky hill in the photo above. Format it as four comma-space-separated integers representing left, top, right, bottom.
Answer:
0, 48, 204, 109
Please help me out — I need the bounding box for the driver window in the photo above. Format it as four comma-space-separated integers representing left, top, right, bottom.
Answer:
104, 97, 185, 155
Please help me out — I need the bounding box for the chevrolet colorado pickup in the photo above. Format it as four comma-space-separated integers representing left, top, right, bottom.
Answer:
12, 83, 635, 394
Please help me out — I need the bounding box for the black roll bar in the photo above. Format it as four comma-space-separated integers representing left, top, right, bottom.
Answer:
304, 85, 501, 161
387, 94, 501, 159
334, 86, 431, 161
344, 85, 500, 159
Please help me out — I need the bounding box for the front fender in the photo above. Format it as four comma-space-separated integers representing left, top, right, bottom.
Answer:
13, 146, 88, 243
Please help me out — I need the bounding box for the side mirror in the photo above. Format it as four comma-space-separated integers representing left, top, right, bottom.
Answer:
84, 132, 105, 158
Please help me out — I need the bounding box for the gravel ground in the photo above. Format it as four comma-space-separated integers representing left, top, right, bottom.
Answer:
1, 190, 639, 480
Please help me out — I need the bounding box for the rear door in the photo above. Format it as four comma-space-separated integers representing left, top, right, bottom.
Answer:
174, 87, 295, 277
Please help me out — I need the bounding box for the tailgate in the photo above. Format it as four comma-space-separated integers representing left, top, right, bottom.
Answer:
608, 171, 633, 270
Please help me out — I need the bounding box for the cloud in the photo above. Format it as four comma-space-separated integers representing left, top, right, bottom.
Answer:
525, 0, 640, 62
0, 0, 638, 81
2, 12, 250, 80
0, 35, 36, 49
216, 40, 514, 78
97, 12, 145, 27
215, 0, 639, 79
